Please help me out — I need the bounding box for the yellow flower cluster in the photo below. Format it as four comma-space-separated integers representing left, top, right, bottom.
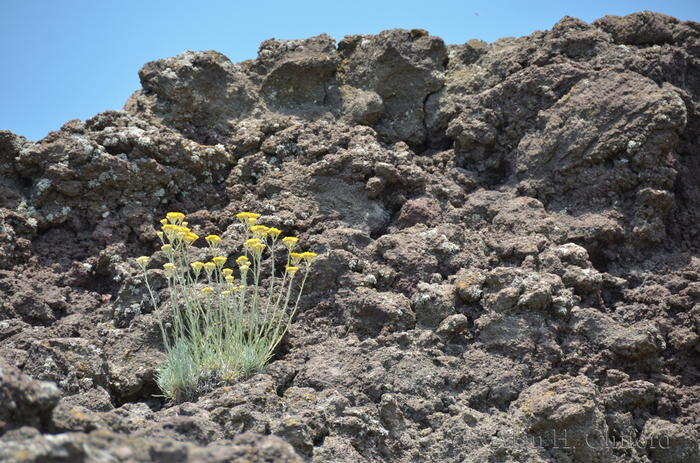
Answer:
191, 261, 204, 276
282, 236, 298, 252
158, 212, 199, 249
236, 212, 260, 227
245, 237, 266, 257
206, 235, 222, 249
286, 266, 299, 276
141, 212, 230, 281
138, 212, 318, 287
165, 212, 185, 224
289, 251, 318, 266
163, 263, 176, 276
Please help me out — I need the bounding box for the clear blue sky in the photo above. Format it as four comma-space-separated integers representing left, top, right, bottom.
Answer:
1, 0, 698, 141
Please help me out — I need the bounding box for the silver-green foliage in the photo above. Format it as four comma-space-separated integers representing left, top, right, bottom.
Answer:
137, 212, 315, 403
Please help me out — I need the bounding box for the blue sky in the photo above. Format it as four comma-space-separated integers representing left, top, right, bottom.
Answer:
1, 0, 698, 141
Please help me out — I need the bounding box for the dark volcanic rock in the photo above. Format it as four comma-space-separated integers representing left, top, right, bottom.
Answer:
0, 429, 304, 463
335, 29, 447, 145
3, 11, 700, 463
0, 358, 60, 435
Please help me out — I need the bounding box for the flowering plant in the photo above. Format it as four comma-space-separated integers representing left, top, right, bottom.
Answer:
137, 211, 315, 402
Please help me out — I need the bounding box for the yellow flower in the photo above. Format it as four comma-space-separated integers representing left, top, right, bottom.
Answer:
212, 256, 227, 267
161, 224, 179, 237
166, 212, 185, 225
236, 256, 250, 267
245, 238, 261, 248
221, 290, 231, 297
286, 266, 299, 276
136, 256, 149, 267
161, 244, 173, 256
250, 242, 266, 257
201, 287, 213, 295
156, 231, 164, 242
282, 236, 298, 252
225, 275, 235, 283
289, 252, 302, 266
300, 252, 318, 264
163, 263, 176, 276
191, 261, 204, 276
185, 232, 199, 245
222, 268, 233, 277
205, 235, 222, 248
236, 211, 259, 220
239, 263, 250, 273
267, 228, 282, 239
236, 212, 259, 225
204, 262, 216, 275
250, 225, 269, 237
159, 218, 167, 225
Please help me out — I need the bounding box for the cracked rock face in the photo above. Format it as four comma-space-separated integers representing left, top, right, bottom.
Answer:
2, 11, 700, 463
126, 29, 448, 148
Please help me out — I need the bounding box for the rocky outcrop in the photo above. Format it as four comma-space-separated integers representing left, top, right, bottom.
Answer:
2, 10, 700, 463
0, 358, 60, 435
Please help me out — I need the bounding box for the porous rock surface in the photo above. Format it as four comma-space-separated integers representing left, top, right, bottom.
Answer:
2, 10, 700, 462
